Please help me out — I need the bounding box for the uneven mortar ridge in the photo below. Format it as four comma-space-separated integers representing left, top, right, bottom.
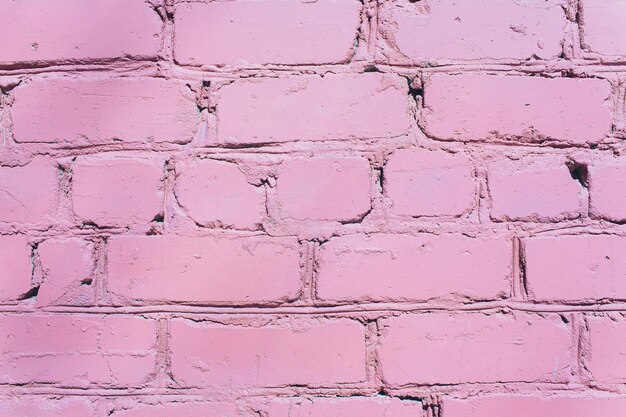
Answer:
1, 0, 626, 415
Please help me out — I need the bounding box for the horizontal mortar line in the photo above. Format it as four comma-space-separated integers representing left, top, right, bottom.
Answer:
2, 300, 626, 316
4, 58, 626, 77
0, 382, 605, 398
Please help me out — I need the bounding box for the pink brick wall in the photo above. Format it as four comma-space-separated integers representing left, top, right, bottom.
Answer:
1, 0, 626, 415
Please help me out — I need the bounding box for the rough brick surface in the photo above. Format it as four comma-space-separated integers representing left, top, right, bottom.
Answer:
378, 0, 566, 63
107, 236, 301, 305
378, 313, 571, 385
170, 319, 366, 387
11, 77, 198, 145
423, 74, 612, 144
276, 157, 371, 222
3, 0, 626, 412
174, 0, 361, 66
317, 233, 511, 302
217, 74, 410, 144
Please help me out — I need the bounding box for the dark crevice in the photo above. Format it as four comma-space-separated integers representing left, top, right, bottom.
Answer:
80, 278, 93, 286
364, 65, 381, 73
152, 213, 165, 223
18, 285, 40, 300
567, 161, 589, 188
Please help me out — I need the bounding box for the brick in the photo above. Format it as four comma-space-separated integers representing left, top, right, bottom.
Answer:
276, 158, 371, 222
36, 238, 96, 307
0, 235, 33, 302
217, 74, 410, 145
174, 0, 360, 66
0, 0, 161, 65
379, 0, 565, 63
317, 233, 511, 302
268, 397, 422, 417
524, 235, 626, 301
0, 157, 57, 224
444, 395, 626, 417
581, 0, 626, 56
423, 74, 612, 144
11, 77, 198, 145
0, 315, 156, 387
588, 316, 626, 384
107, 236, 300, 305
385, 149, 475, 216
0, 397, 96, 417
110, 402, 240, 417
170, 318, 366, 387
378, 313, 571, 385
175, 159, 265, 229
590, 158, 626, 222
72, 155, 164, 226
488, 156, 583, 222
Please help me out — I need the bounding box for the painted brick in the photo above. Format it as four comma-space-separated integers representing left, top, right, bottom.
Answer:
524, 234, 626, 301
276, 157, 371, 222
444, 395, 626, 417
423, 74, 612, 144
36, 238, 96, 307
267, 397, 422, 417
0, 157, 57, 224
110, 402, 240, 417
379, 0, 565, 63
581, 0, 626, 56
107, 236, 300, 305
0, 315, 156, 387
174, 0, 361, 66
170, 319, 366, 387
589, 158, 626, 222
72, 155, 164, 226
0, 0, 161, 65
488, 156, 583, 222
217, 74, 410, 145
378, 313, 572, 385
0, 397, 96, 417
11, 77, 198, 145
587, 316, 626, 384
317, 233, 511, 302
0, 235, 33, 302
175, 159, 265, 229
385, 149, 475, 216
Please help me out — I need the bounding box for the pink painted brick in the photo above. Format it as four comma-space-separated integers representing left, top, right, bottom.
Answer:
268, 397, 421, 417
110, 402, 240, 417
524, 235, 626, 301
444, 395, 626, 417
217, 74, 410, 145
0, 157, 57, 224
488, 156, 582, 222
11, 77, 198, 145
0, 397, 96, 417
590, 158, 626, 222
581, 0, 626, 56
276, 158, 371, 222
170, 319, 366, 387
0, 315, 156, 387
424, 74, 612, 144
379, 0, 565, 63
174, 0, 360, 66
107, 236, 300, 305
175, 159, 265, 229
588, 316, 626, 384
385, 149, 475, 216
378, 313, 572, 385
317, 233, 511, 302
0, 0, 161, 65
36, 238, 96, 307
0, 235, 32, 302
72, 155, 164, 226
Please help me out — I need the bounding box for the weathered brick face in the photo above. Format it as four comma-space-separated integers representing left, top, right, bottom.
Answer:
1, 0, 625, 414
